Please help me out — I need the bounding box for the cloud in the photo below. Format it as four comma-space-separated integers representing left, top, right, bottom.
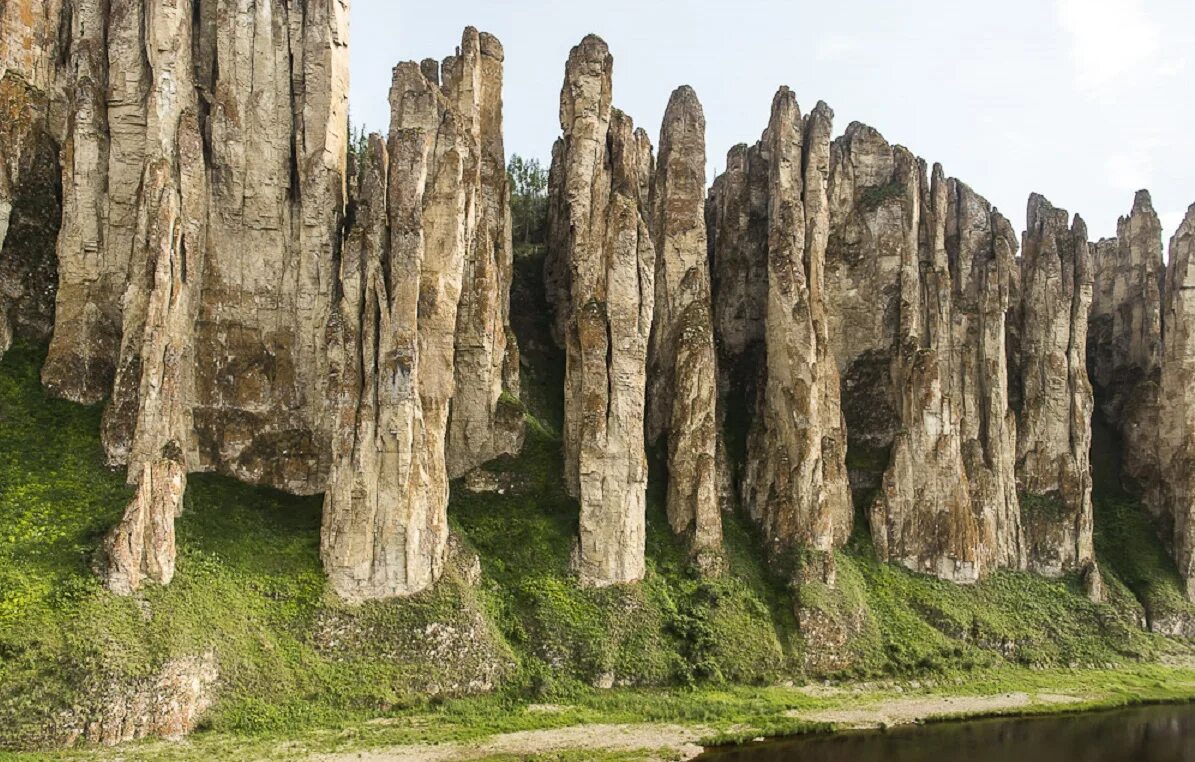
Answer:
1056, 0, 1161, 92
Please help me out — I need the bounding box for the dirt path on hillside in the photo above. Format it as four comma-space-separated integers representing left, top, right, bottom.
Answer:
313, 722, 709, 762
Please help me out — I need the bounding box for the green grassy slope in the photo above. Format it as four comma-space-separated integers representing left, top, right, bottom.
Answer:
0, 245, 1189, 753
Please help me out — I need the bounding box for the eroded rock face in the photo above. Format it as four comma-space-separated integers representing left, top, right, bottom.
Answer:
1088, 191, 1164, 499
322, 28, 521, 600
1016, 194, 1096, 580
546, 35, 655, 586
736, 93, 852, 562
1158, 205, 1195, 599
35, 0, 350, 594
444, 31, 525, 478
818, 123, 1022, 581
322, 64, 467, 600
646, 86, 721, 565
0, 0, 63, 360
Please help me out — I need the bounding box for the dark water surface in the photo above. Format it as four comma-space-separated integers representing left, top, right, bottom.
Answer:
698, 704, 1195, 761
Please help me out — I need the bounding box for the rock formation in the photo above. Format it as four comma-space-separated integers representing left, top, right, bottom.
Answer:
646, 86, 721, 566
1016, 194, 1097, 581
30, 0, 351, 593
444, 32, 525, 478
1157, 205, 1195, 599
0, 0, 63, 360
322, 28, 522, 600
817, 122, 1022, 581
734, 92, 852, 562
1088, 191, 1164, 498
546, 35, 655, 586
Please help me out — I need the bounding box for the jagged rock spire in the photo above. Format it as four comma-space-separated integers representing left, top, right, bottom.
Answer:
546, 35, 655, 586
647, 85, 722, 567
1158, 204, 1195, 599
1016, 194, 1097, 582
323, 27, 520, 600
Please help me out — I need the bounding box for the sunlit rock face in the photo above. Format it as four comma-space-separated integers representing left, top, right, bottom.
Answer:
545, 35, 656, 586
1014, 194, 1097, 584
30, 0, 350, 593
0, 0, 64, 361
646, 85, 722, 569
322, 28, 522, 601
1157, 206, 1195, 600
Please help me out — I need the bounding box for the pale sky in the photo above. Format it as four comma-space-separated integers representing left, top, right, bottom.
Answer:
351, 0, 1194, 241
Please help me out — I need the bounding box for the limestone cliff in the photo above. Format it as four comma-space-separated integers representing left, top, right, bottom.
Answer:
1016, 194, 1097, 582
819, 123, 1022, 581
646, 86, 721, 567
32, 0, 351, 592
323, 27, 522, 600
736, 93, 852, 561
546, 35, 655, 586
1088, 191, 1164, 502
0, 0, 63, 360
1158, 205, 1195, 599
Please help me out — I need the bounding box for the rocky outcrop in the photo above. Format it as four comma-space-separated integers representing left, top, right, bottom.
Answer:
1016, 194, 1097, 581
734, 93, 851, 561
444, 32, 525, 478
819, 123, 1022, 581
1088, 191, 1164, 497
646, 86, 721, 565
322, 28, 521, 600
1158, 205, 1195, 599
31, 0, 350, 594
546, 35, 655, 586
0, 0, 64, 359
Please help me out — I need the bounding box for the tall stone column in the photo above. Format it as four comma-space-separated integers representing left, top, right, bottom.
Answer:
1016, 194, 1098, 586
647, 86, 721, 567
546, 36, 655, 586
739, 92, 852, 563
1158, 205, 1195, 600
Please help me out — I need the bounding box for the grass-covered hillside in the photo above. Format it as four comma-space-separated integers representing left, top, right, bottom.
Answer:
0, 246, 1193, 755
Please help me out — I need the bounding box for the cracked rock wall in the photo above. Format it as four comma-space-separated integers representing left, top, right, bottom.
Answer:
646, 85, 721, 566
1015, 194, 1096, 579
546, 35, 655, 586
322, 28, 522, 600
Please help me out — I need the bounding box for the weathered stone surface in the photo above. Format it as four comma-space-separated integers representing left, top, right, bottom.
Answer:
32, 0, 349, 595
1016, 194, 1097, 581
1088, 191, 1164, 500
0, 0, 64, 360
62, 653, 218, 747
44, 0, 350, 497
546, 35, 655, 586
646, 86, 721, 565
1157, 205, 1195, 599
738, 93, 851, 561
321, 54, 470, 599
102, 456, 186, 596
445, 30, 525, 478
322, 27, 521, 600
817, 123, 1023, 581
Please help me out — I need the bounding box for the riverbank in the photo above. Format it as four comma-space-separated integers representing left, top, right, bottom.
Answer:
3, 662, 1194, 761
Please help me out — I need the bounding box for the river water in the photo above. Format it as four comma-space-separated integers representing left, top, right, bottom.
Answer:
697, 704, 1195, 761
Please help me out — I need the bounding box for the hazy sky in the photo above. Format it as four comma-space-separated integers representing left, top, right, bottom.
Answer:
350, 0, 1194, 241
